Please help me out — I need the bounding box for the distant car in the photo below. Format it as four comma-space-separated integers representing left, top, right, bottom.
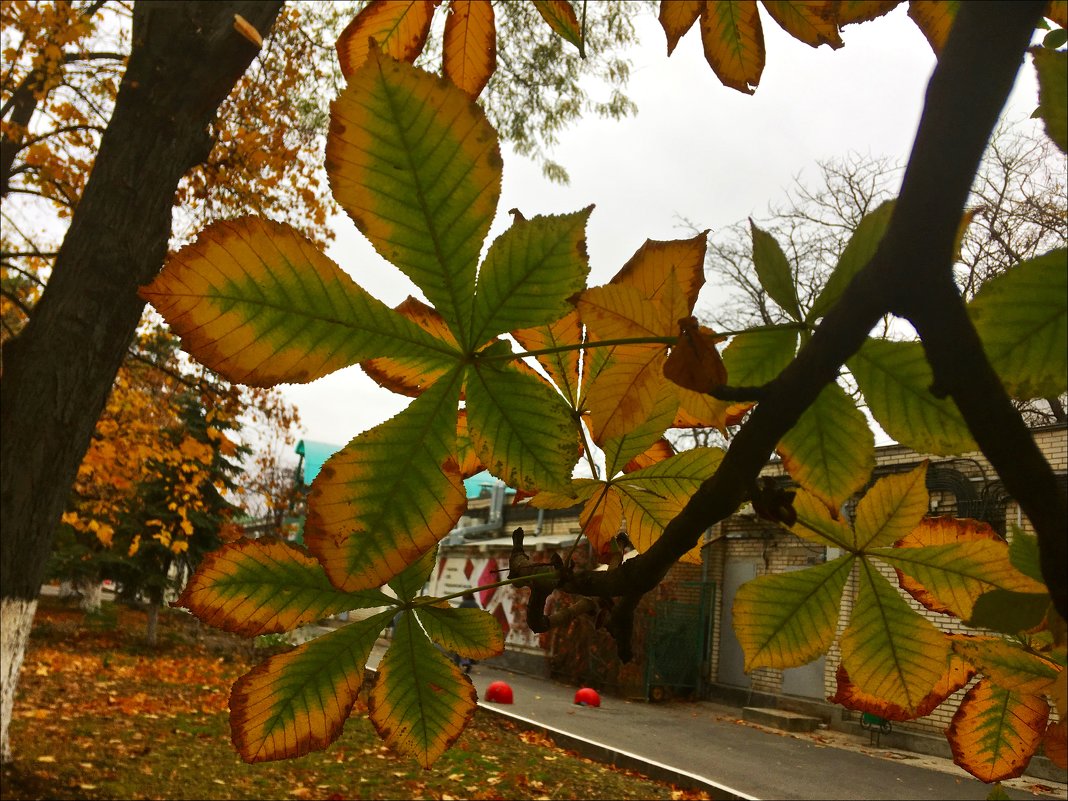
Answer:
102, 580, 116, 591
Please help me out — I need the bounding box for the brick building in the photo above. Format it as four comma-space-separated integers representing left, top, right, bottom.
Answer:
448, 424, 1066, 741
699, 423, 1066, 737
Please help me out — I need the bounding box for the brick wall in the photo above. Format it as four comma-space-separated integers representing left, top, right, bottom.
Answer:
713, 423, 1067, 736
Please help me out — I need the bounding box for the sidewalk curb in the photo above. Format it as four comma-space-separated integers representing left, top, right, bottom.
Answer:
477, 703, 757, 801
363, 661, 754, 799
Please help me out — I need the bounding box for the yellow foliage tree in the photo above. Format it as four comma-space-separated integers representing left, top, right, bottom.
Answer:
1, 0, 337, 343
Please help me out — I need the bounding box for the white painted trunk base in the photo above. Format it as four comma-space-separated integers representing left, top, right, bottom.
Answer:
1, 597, 38, 764
78, 580, 103, 613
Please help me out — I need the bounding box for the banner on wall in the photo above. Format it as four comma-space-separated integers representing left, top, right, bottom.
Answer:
430, 534, 574, 652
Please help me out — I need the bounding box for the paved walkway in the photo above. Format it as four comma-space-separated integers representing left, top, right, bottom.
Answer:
364, 639, 1066, 801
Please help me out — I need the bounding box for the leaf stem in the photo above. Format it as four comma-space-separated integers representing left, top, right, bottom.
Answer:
406, 572, 559, 609
494, 335, 676, 361
481, 321, 809, 363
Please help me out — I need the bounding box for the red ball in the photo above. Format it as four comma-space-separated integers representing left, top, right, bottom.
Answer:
485, 681, 513, 704
574, 687, 600, 707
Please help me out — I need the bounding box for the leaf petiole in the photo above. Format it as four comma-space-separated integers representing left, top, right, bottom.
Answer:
406, 571, 561, 610
480, 321, 810, 363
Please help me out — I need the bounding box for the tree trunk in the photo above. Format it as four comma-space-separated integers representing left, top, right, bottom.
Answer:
0, 598, 37, 763
77, 579, 103, 614
0, 1, 283, 764
145, 602, 159, 648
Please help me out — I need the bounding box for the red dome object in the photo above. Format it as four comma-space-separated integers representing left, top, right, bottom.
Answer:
574, 687, 601, 707
485, 681, 513, 704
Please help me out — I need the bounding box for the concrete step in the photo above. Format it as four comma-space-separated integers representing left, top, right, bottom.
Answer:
742, 706, 821, 733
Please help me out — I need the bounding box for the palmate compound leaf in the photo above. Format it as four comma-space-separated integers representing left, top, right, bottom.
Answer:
775, 382, 875, 514
875, 518, 1047, 619
531, 374, 717, 562
305, 368, 467, 592
442, 0, 496, 99
370, 610, 478, 767
946, 678, 1050, 783
306, 52, 592, 589
848, 338, 977, 456
174, 537, 393, 636
968, 248, 1068, 400
230, 608, 395, 763
733, 555, 854, 671
327, 48, 501, 348
841, 559, 950, 712
139, 217, 456, 387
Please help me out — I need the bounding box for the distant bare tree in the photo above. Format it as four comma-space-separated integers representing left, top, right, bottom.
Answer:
690, 123, 1066, 433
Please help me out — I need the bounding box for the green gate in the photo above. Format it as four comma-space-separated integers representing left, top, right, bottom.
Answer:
643, 581, 715, 701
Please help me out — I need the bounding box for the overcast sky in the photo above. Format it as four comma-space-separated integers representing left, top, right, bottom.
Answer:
279, 4, 1046, 452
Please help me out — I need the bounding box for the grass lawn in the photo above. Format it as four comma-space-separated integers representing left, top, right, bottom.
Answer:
2, 595, 713, 800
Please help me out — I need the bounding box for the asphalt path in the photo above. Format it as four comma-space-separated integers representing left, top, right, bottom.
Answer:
364, 642, 1066, 801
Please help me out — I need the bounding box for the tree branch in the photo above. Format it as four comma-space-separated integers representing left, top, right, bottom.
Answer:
554, 2, 1065, 627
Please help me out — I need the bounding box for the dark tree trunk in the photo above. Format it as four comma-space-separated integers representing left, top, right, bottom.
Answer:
145, 602, 160, 648
0, 0, 283, 763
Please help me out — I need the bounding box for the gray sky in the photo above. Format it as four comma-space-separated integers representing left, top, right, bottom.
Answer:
281, 5, 1047, 449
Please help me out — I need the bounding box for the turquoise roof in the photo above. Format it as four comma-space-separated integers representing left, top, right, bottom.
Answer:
463, 469, 517, 500
295, 441, 514, 500
295, 439, 343, 486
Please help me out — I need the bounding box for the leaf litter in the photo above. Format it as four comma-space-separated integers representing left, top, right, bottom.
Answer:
2, 596, 713, 800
